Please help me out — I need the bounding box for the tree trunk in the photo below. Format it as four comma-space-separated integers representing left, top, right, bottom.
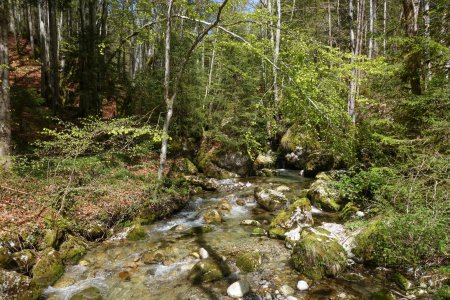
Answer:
402, 0, 421, 95
383, 0, 387, 54
0, 0, 11, 170
273, 0, 281, 122
368, 0, 374, 58
48, 0, 59, 113
348, 0, 357, 124
203, 45, 215, 110
38, 0, 50, 101
158, 0, 174, 181
423, 0, 431, 82
27, 3, 35, 55
328, 0, 333, 47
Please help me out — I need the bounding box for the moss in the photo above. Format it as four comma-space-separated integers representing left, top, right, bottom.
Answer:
340, 202, 359, 220
0, 245, 13, 269
393, 273, 413, 291
0, 269, 42, 300
126, 223, 146, 241
269, 227, 286, 240
270, 198, 312, 232
184, 225, 214, 235
435, 285, 450, 300
184, 158, 198, 175
251, 228, 267, 236
352, 218, 385, 264
236, 251, 262, 273
12, 249, 37, 273
31, 248, 64, 288
370, 290, 396, 300
307, 180, 340, 211
59, 236, 87, 265
291, 228, 347, 280
188, 259, 230, 283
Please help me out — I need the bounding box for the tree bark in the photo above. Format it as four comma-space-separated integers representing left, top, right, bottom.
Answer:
383, 0, 387, 54
38, 0, 50, 101
0, 0, 11, 170
402, 0, 421, 95
328, 0, 333, 47
48, 0, 59, 113
273, 0, 281, 121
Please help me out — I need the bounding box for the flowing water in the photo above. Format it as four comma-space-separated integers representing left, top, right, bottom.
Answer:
44, 170, 396, 300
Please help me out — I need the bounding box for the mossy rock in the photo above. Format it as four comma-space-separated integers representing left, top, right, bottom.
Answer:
269, 227, 286, 240
291, 228, 347, 280
126, 224, 146, 241
184, 225, 214, 235
270, 198, 313, 232
254, 187, 288, 211
31, 248, 64, 288
188, 258, 230, 283
340, 202, 359, 220
307, 180, 340, 211
59, 236, 87, 265
83, 223, 107, 241
352, 219, 385, 264
42, 228, 64, 249
70, 286, 103, 300
0, 244, 13, 269
142, 249, 165, 264
236, 251, 262, 273
12, 249, 37, 273
251, 228, 267, 237
0, 269, 41, 300
218, 199, 232, 212
184, 158, 199, 175
393, 273, 413, 291
202, 209, 222, 224
370, 289, 396, 300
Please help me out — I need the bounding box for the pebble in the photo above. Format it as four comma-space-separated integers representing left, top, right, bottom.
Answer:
297, 280, 309, 291
227, 280, 250, 298
286, 297, 298, 300
356, 211, 365, 217
264, 293, 272, 300
199, 248, 209, 259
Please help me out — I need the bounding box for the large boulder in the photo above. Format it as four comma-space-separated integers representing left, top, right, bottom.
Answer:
0, 243, 13, 269
254, 187, 288, 211
0, 269, 41, 300
291, 228, 347, 280
254, 152, 276, 170
188, 259, 230, 283
12, 249, 37, 274
352, 219, 386, 265
202, 209, 222, 224
307, 179, 340, 211
31, 248, 64, 288
197, 135, 253, 178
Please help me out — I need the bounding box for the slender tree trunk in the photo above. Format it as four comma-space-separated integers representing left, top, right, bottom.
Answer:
328, 0, 333, 47
27, 3, 35, 55
423, 0, 431, 82
203, 45, 215, 110
38, 0, 49, 100
273, 0, 281, 121
368, 0, 374, 58
348, 0, 357, 124
383, 0, 387, 54
48, 0, 59, 113
402, 0, 421, 95
158, 0, 174, 180
0, 0, 11, 170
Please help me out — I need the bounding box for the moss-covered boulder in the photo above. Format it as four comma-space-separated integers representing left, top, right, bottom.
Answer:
59, 235, 87, 265
0, 269, 41, 300
31, 248, 64, 288
291, 228, 347, 280
303, 153, 335, 178
251, 228, 267, 237
12, 249, 37, 273
184, 225, 214, 236
42, 228, 64, 249
254, 187, 287, 211
83, 222, 107, 241
307, 179, 340, 211
393, 273, 413, 291
352, 219, 385, 264
202, 209, 222, 224
70, 286, 104, 300
126, 224, 146, 241
236, 251, 262, 273
269, 227, 287, 240
188, 259, 230, 283
218, 199, 232, 212
340, 202, 359, 220
269, 198, 313, 238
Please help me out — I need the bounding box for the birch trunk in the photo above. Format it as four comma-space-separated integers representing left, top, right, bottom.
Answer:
273, 0, 281, 121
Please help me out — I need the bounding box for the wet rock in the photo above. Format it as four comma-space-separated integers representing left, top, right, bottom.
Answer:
280, 284, 295, 296
199, 248, 209, 259
370, 289, 396, 300
0, 269, 41, 300
79, 260, 90, 266
236, 251, 262, 273
31, 248, 64, 288
202, 209, 222, 224
268, 227, 286, 240
184, 225, 214, 235
303, 153, 335, 178
256, 169, 279, 177
307, 179, 340, 211
269, 198, 313, 238
70, 286, 103, 300
142, 249, 165, 264
227, 280, 250, 298
188, 258, 230, 283
126, 224, 146, 241
218, 199, 232, 212
276, 185, 291, 192
236, 199, 246, 206
286, 297, 298, 300
118, 270, 131, 281
12, 249, 37, 273
254, 152, 276, 170
59, 235, 87, 265
296, 280, 309, 291
254, 187, 287, 211
241, 220, 261, 226
393, 273, 413, 291
184, 175, 218, 191
252, 228, 267, 237
291, 228, 347, 280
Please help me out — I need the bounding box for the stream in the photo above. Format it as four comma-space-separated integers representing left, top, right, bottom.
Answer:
43, 170, 397, 300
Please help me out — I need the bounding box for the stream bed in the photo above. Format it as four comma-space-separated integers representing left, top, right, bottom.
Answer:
43, 170, 402, 300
